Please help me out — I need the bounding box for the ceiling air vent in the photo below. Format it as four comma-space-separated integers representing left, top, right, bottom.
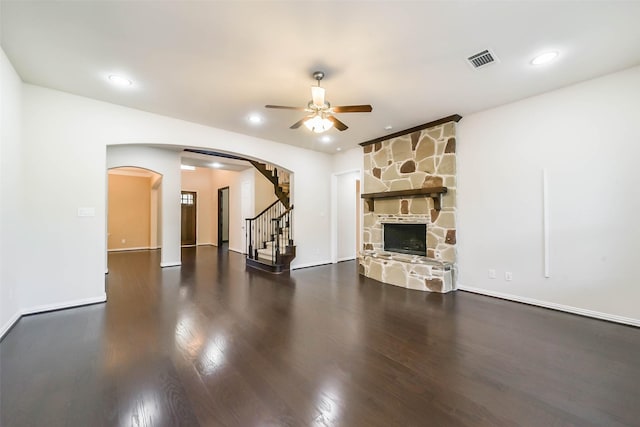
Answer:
467, 49, 498, 69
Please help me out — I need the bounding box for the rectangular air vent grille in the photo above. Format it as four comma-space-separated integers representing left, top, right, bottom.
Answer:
467, 49, 497, 69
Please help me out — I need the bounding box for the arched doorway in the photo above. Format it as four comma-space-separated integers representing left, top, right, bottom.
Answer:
107, 167, 162, 253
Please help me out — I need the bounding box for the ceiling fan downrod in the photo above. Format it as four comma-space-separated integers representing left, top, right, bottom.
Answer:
312, 71, 325, 84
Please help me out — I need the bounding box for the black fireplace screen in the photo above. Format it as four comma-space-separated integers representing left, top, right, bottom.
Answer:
383, 223, 427, 256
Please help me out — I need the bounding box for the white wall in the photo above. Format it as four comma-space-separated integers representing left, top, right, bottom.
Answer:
457, 65, 640, 325
107, 145, 181, 266
336, 172, 359, 261
0, 49, 24, 335
205, 168, 252, 253
331, 148, 363, 263
20, 95, 107, 310
254, 169, 277, 214
332, 147, 362, 173
230, 169, 254, 253
17, 83, 332, 314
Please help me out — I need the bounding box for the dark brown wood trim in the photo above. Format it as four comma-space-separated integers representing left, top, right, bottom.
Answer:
359, 114, 462, 147
361, 187, 447, 199
361, 187, 448, 211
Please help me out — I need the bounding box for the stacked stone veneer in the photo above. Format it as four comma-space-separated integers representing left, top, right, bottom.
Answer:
359, 120, 457, 293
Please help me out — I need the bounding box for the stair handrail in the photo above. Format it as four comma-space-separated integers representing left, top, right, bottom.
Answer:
246, 199, 281, 221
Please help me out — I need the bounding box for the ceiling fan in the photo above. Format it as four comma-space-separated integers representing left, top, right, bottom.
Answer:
265, 71, 373, 133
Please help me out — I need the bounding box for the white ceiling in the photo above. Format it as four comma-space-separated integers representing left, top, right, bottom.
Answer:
2, 1, 640, 154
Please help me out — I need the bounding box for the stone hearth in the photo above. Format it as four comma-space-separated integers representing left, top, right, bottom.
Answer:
359, 117, 459, 293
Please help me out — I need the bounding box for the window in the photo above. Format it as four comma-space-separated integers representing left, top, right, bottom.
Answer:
181, 193, 194, 205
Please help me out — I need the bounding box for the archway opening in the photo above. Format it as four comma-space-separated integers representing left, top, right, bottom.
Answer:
107, 167, 162, 252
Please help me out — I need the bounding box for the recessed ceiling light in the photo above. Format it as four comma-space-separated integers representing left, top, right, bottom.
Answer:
108, 74, 133, 87
384, 125, 393, 130
248, 114, 262, 124
211, 162, 223, 168
180, 164, 195, 171
531, 51, 559, 66
336, 147, 342, 151
321, 135, 331, 143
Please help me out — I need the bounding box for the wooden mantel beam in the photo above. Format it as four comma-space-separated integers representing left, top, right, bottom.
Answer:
361, 187, 448, 211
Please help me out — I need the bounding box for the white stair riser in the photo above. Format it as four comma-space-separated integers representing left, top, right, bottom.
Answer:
265, 241, 289, 249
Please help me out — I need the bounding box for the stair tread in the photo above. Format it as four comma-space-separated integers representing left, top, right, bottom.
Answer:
258, 248, 291, 255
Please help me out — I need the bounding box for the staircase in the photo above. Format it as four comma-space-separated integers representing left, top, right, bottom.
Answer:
246, 162, 295, 273
249, 161, 290, 208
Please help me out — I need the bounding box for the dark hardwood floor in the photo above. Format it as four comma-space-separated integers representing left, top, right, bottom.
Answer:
1, 247, 639, 426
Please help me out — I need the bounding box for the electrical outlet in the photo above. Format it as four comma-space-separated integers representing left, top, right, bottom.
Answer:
505, 272, 513, 281
435, 251, 442, 259
488, 269, 496, 279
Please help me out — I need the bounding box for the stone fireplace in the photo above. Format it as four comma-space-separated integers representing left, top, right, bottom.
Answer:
383, 223, 426, 256
359, 115, 460, 293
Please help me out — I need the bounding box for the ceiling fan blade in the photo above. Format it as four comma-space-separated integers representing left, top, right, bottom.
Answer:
331, 105, 373, 113
311, 86, 325, 108
290, 117, 308, 129
327, 115, 348, 131
265, 105, 307, 111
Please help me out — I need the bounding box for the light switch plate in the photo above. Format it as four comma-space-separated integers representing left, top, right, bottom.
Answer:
77, 207, 95, 217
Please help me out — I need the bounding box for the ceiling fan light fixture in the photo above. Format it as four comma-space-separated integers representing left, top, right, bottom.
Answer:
311, 86, 325, 108
304, 114, 333, 133
266, 70, 371, 133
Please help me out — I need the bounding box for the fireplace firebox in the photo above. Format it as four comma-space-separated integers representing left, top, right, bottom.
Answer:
383, 223, 427, 256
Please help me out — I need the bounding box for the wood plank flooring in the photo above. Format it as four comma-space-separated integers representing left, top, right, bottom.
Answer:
1, 246, 639, 426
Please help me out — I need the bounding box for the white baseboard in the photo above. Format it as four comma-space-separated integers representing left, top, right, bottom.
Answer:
108, 246, 151, 252
291, 260, 333, 270
228, 247, 245, 254
457, 284, 640, 328
160, 261, 181, 267
337, 256, 356, 263
1, 294, 108, 341
197, 243, 215, 246
21, 294, 107, 316
0, 311, 22, 341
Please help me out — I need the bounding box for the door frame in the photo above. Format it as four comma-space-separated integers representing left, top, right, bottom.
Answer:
331, 169, 362, 263
217, 186, 230, 246
181, 190, 197, 246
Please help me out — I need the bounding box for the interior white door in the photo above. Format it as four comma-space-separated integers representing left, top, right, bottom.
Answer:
337, 172, 358, 261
